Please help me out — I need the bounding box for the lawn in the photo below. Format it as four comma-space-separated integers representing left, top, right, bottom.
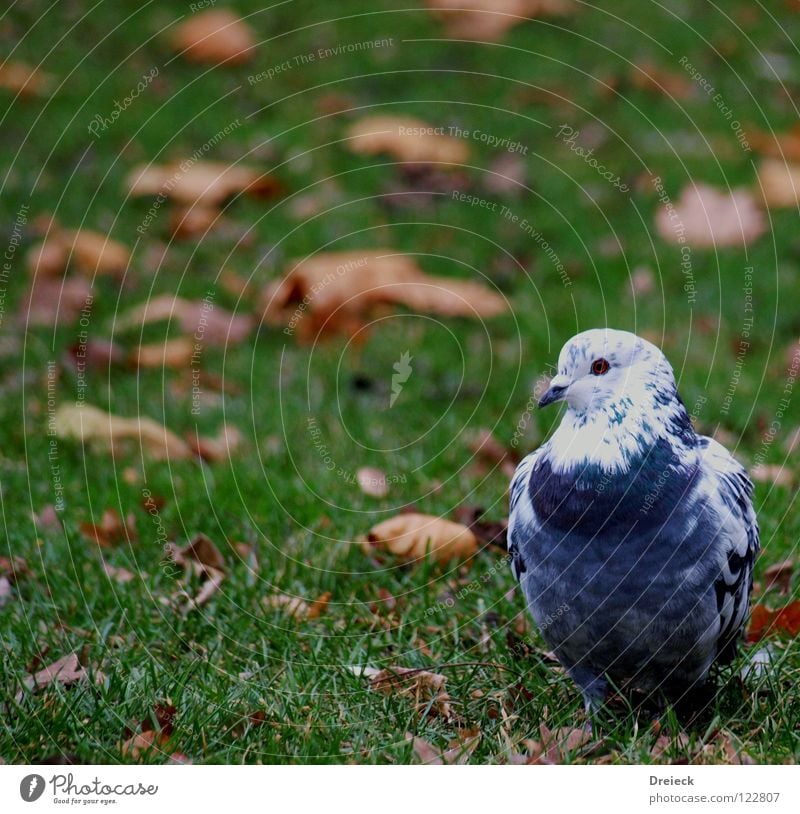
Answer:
1, 0, 799, 764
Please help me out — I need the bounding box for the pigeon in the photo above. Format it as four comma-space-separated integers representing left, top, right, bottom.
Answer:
508, 329, 759, 711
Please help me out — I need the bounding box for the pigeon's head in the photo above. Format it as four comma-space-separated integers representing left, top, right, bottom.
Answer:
538, 329, 674, 416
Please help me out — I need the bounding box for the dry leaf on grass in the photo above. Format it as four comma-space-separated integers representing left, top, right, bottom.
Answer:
21, 276, 93, 326
355, 666, 453, 720
655, 183, 766, 248
117, 294, 254, 346
102, 562, 136, 584
170, 9, 256, 65
187, 424, 244, 462
750, 463, 794, 488
747, 600, 800, 641
166, 533, 226, 608
0, 556, 29, 583
27, 228, 130, 277
20, 653, 105, 699
650, 731, 690, 760
408, 728, 481, 764
170, 204, 221, 238
79, 508, 137, 548
348, 115, 469, 164
424, 0, 574, 41
763, 559, 795, 595
757, 159, 800, 207
631, 62, 695, 99
364, 513, 478, 565
467, 427, 520, 477
538, 724, 596, 763
121, 703, 189, 763
265, 591, 331, 619
452, 505, 508, 550
132, 337, 196, 370
0, 61, 54, 96
262, 249, 506, 339
751, 125, 800, 162
53, 402, 193, 461
127, 160, 282, 207
356, 467, 389, 498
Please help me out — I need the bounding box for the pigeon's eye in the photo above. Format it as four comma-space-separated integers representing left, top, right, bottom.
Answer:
590, 358, 610, 376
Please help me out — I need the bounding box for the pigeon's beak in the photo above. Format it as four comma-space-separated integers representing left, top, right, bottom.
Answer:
538, 375, 571, 408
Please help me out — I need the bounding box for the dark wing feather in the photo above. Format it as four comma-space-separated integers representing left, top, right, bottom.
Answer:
699, 436, 760, 664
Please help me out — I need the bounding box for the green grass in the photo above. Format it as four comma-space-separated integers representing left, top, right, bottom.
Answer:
1, 0, 799, 763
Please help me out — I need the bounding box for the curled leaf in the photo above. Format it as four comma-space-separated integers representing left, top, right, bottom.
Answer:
348, 115, 468, 164
364, 512, 478, 565
424, 0, 574, 41
117, 294, 254, 345
127, 160, 281, 207
262, 249, 506, 338
655, 183, 766, 248
170, 10, 256, 66
53, 402, 193, 461
27, 228, 130, 277
355, 666, 452, 720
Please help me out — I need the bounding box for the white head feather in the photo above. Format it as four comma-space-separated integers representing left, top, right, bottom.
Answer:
539, 329, 694, 473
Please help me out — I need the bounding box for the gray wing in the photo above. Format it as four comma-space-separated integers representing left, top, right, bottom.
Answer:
698, 436, 760, 664
507, 448, 544, 582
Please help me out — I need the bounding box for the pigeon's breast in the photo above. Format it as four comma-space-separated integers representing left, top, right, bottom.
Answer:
529, 436, 698, 539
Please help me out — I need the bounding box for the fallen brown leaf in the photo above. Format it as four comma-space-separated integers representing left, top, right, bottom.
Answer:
167, 533, 226, 609
763, 559, 795, 595
0, 61, 54, 96
170, 9, 256, 65
132, 337, 196, 370
102, 562, 136, 584
407, 728, 481, 764
20, 653, 105, 698
348, 115, 469, 164
538, 723, 597, 763
750, 124, 800, 162
357, 666, 453, 720
79, 508, 137, 548
0, 555, 29, 583
467, 427, 519, 477
170, 204, 221, 238
655, 183, 766, 247
631, 62, 695, 99
262, 249, 506, 339
265, 593, 310, 618
748, 600, 800, 641
170, 532, 226, 573
750, 463, 793, 488
650, 731, 690, 760
364, 513, 478, 565
757, 159, 800, 208
127, 160, 281, 207
187, 424, 244, 462
21, 276, 93, 326
117, 294, 254, 346
27, 228, 130, 277
424, 0, 575, 41
54, 402, 193, 461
